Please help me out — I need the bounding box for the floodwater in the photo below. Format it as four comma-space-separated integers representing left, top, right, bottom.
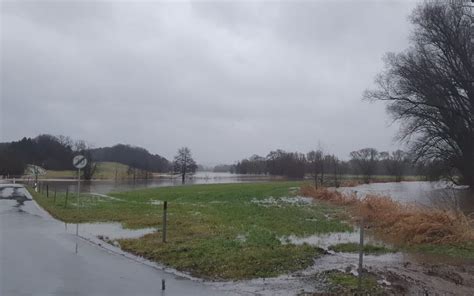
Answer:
341, 181, 474, 214
65, 222, 157, 240
25, 172, 279, 194
17, 174, 473, 214
281, 230, 384, 250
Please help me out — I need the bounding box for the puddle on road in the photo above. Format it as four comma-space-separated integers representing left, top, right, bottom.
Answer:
66, 222, 157, 240
0, 185, 29, 200
0, 185, 36, 214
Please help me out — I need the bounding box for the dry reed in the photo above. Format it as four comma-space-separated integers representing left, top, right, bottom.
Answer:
301, 184, 474, 246
300, 186, 358, 206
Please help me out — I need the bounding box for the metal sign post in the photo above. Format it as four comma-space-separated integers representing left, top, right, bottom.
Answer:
77, 168, 81, 199
73, 155, 87, 200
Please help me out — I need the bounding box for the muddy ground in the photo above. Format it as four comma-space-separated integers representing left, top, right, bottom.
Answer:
214, 251, 474, 295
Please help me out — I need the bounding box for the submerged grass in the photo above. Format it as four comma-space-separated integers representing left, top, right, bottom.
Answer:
30, 182, 352, 279
319, 270, 382, 294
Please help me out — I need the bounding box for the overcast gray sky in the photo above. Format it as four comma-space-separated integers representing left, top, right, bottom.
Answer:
1, 0, 418, 165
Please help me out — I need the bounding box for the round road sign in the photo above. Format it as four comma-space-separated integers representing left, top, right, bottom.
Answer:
73, 155, 88, 169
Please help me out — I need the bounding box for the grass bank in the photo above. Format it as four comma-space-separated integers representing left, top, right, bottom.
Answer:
30, 182, 352, 279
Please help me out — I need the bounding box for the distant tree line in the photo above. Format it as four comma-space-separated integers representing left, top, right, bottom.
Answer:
0, 135, 76, 176
213, 164, 234, 173
0, 135, 170, 178
91, 144, 169, 173
0, 135, 99, 179
230, 148, 428, 186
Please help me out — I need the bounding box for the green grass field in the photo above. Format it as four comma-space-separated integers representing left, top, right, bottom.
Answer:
30, 182, 353, 279
322, 270, 382, 294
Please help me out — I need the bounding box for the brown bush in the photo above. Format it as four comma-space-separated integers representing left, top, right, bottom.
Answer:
300, 185, 358, 205
339, 180, 363, 187
301, 185, 474, 246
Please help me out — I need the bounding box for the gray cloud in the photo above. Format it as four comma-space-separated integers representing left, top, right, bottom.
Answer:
1, 0, 418, 164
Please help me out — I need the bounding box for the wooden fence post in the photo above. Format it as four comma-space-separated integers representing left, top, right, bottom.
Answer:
162, 201, 168, 243
65, 187, 69, 208
358, 218, 365, 292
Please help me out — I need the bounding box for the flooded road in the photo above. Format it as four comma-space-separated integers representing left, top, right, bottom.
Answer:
0, 184, 235, 296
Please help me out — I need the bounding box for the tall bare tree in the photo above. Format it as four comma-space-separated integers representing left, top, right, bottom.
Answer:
365, 0, 474, 188
328, 154, 342, 188
173, 147, 197, 184
350, 148, 379, 183
307, 150, 324, 187
381, 150, 408, 182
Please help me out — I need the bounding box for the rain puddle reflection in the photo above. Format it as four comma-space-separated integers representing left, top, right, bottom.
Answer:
65, 222, 157, 240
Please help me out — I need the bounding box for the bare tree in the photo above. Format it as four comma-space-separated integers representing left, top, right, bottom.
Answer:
307, 150, 324, 187
173, 147, 197, 184
57, 135, 73, 150
350, 148, 379, 183
73, 140, 97, 181
328, 154, 342, 188
81, 150, 97, 180
381, 150, 408, 182
365, 0, 474, 188
127, 165, 137, 181
322, 154, 333, 186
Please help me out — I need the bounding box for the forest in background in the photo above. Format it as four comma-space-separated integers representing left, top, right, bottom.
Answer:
0, 134, 170, 177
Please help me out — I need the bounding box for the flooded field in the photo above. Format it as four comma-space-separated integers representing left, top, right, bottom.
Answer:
16, 174, 474, 216
282, 231, 382, 250
5, 182, 474, 295
23, 172, 280, 194
341, 181, 474, 214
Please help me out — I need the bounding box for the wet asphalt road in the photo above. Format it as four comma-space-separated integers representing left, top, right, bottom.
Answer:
0, 184, 232, 296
